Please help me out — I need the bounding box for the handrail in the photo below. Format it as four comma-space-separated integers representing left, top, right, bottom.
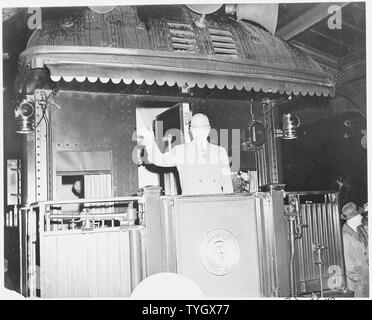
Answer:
285, 190, 338, 196
48, 212, 128, 220
22, 196, 144, 234
28, 196, 140, 207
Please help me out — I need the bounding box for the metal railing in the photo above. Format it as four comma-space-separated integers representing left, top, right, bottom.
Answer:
284, 191, 346, 296
20, 196, 146, 298
27, 196, 144, 232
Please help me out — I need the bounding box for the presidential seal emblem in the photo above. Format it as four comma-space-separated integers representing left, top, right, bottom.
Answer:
199, 228, 240, 276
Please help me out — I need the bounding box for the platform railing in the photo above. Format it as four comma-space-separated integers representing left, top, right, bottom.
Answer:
284, 191, 346, 296
20, 196, 146, 298
28, 196, 144, 232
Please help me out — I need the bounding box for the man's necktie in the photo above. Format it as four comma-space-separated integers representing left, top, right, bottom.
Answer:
199, 143, 207, 161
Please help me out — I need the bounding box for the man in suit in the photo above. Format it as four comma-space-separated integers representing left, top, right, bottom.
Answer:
137, 113, 233, 195
341, 202, 369, 297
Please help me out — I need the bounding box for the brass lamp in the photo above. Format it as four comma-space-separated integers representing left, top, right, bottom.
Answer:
15, 99, 35, 134
282, 113, 300, 140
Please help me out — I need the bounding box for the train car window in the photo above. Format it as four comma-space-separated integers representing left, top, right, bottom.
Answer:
57, 175, 85, 216
61, 175, 84, 199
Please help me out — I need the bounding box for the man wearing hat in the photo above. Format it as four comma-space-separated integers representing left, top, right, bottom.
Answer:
341, 202, 369, 297
137, 113, 233, 195
357, 203, 368, 249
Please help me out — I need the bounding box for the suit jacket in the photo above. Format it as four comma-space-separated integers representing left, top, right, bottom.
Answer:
342, 223, 369, 297
147, 140, 233, 195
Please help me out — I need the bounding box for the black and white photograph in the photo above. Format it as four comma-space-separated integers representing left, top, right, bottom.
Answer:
0, 0, 369, 301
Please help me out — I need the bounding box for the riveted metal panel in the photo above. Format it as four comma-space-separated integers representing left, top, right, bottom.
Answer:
35, 89, 51, 201
50, 91, 138, 197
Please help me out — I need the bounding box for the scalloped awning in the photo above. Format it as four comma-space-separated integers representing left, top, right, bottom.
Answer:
17, 5, 335, 97
21, 45, 335, 97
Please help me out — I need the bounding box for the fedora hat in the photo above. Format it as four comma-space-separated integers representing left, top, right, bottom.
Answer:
341, 202, 363, 220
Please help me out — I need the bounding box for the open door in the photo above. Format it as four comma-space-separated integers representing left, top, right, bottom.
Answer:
153, 103, 191, 195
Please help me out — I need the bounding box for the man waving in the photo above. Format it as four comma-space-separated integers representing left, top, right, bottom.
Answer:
137, 113, 233, 195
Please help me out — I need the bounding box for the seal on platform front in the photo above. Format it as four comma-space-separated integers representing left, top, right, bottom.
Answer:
199, 228, 240, 276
